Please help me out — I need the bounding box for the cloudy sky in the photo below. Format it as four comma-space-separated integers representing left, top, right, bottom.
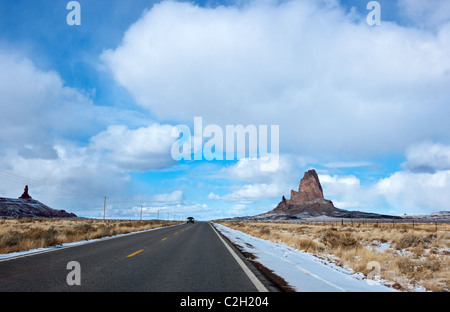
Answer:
0, 0, 449, 220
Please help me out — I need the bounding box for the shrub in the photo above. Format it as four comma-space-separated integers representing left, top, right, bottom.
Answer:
1, 231, 24, 247
40, 227, 59, 246
396, 234, 423, 249
321, 230, 360, 250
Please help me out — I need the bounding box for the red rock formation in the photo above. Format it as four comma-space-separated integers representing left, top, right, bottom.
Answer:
18, 185, 32, 200
262, 169, 401, 220
221, 169, 402, 221
290, 170, 324, 203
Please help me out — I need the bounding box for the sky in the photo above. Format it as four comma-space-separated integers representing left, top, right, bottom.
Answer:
0, 0, 449, 220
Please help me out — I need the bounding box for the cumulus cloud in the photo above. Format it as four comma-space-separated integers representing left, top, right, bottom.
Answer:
150, 190, 184, 204
90, 123, 177, 170
207, 141, 450, 215
0, 48, 180, 217
319, 174, 365, 209
0, 143, 130, 217
320, 174, 361, 190
208, 153, 307, 206
102, 0, 450, 157
370, 141, 450, 214
222, 153, 306, 183
0, 51, 100, 153
375, 170, 450, 214
402, 141, 450, 173
208, 183, 284, 204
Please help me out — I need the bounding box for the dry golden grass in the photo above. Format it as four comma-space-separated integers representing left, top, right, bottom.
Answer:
0, 218, 183, 254
219, 221, 450, 292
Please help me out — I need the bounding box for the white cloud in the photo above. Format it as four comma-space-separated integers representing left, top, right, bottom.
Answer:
0, 143, 130, 217
207, 192, 221, 200
318, 142, 450, 215
375, 170, 450, 214
402, 141, 450, 173
0, 49, 183, 217
0, 51, 102, 153
209, 153, 307, 206
209, 182, 284, 204
102, 0, 450, 158
318, 174, 367, 209
222, 153, 306, 183
90, 123, 177, 170
374, 142, 450, 214
207, 142, 450, 215
319, 174, 361, 188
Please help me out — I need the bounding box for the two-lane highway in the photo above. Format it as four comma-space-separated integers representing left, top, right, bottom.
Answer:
0, 222, 268, 292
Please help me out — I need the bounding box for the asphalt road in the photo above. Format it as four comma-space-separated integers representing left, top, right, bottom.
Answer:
0, 222, 271, 292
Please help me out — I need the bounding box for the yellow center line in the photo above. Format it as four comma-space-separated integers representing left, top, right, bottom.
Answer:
161, 237, 168, 241
126, 249, 144, 258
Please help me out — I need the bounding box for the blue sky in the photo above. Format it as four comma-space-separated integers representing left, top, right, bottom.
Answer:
0, 0, 450, 220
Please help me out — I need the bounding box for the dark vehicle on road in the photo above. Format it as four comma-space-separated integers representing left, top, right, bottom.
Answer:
187, 217, 195, 223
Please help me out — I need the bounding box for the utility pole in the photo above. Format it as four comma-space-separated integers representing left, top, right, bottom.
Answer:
103, 196, 108, 220
140, 205, 143, 221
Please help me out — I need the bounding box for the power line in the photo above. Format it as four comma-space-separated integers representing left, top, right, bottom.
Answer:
0, 169, 103, 200
0, 169, 194, 220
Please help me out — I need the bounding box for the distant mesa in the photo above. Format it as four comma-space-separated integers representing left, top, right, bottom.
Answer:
0, 185, 77, 218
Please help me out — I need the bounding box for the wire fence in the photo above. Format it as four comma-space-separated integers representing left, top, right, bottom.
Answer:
304, 218, 450, 231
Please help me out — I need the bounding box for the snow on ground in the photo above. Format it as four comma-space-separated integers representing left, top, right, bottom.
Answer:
213, 223, 397, 292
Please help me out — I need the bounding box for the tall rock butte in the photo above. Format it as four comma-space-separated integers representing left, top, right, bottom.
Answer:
290, 170, 324, 203
258, 169, 401, 220
273, 169, 336, 217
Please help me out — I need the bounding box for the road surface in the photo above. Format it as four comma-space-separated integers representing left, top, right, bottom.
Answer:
0, 222, 273, 292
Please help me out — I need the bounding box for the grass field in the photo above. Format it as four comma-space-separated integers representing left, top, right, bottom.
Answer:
218, 221, 450, 292
0, 218, 183, 255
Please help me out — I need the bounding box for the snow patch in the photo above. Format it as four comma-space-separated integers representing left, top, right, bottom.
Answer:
213, 223, 396, 292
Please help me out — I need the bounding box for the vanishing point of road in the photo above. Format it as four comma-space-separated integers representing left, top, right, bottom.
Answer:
0, 222, 276, 292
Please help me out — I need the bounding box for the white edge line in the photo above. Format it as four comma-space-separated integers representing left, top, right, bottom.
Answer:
257, 248, 346, 292
0, 222, 184, 262
209, 222, 268, 292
